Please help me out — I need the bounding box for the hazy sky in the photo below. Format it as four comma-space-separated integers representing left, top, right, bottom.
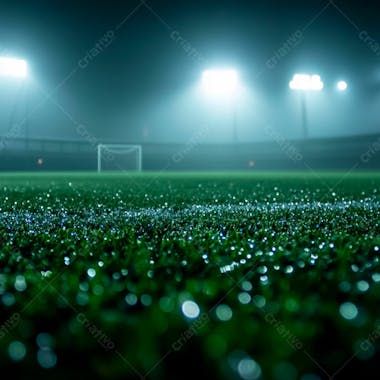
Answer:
0, 0, 379, 143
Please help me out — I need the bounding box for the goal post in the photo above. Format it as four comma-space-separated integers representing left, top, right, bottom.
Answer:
97, 144, 142, 173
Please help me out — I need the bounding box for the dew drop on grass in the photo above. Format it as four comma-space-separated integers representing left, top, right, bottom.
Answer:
2, 293, 15, 306
181, 300, 200, 319
93, 284, 104, 296
238, 292, 251, 305
141, 294, 152, 306
351, 264, 359, 273
215, 304, 233, 322
37, 348, 57, 369
79, 282, 89, 292
339, 302, 358, 320
125, 293, 138, 306
87, 268, 96, 278
339, 281, 351, 292
252, 295, 266, 308
285, 265, 294, 274
76, 292, 89, 306
14, 275, 27, 292
260, 275, 269, 284
258, 266, 267, 274
356, 281, 369, 292
241, 281, 252, 291
237, 357, 262, 380
36, 333, 53, 349
297, 261, 305, 268
8, 341, 26, 361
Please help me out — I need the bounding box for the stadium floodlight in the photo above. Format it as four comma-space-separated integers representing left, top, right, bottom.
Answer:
289, 74, 324, 91
97, 144, 142, 173
201, 68, 240, 142
201, 69, 239, 97
337, 80, 348, 91
0, 57, 28, 78
289, 73, 324, 139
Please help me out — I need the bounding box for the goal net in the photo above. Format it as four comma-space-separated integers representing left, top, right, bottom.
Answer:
97, 144, 142, 173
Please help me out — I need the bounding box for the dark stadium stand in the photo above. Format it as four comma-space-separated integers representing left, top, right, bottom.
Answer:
0, 134, 379, 171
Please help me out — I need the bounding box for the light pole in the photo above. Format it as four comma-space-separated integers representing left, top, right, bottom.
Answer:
289, 73, 324, 139
201, 68, 240, 143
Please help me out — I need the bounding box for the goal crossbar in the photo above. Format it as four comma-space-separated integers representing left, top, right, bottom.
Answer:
97, 144, 142, 173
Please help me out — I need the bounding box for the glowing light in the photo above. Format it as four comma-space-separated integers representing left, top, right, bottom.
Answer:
0, 57, 27, 78
202, 69, 239, 97
289, 73, 324, 91
337, 80, 348, 91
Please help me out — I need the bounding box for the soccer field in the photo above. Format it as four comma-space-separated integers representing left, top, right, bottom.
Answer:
1, 172, 380, 379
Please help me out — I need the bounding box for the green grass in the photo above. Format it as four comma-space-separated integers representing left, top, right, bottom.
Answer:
0, 172, 380, 379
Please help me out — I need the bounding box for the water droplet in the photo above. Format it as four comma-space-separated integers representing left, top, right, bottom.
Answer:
339, 302, 358, 320
141, 294, 152, 306
215, 304, 233, 322
181, 300, 200, 319
8, 341, 26, 361
260, 275, 269, 284
357, 281, 369, 292
93, 284, 104, 296
36, 333, 53, 349
76, 292, 89, 306
87, 268, 96, 278
2, 293, 15, 306
238, 357, 262, 380
125, 293, 138, 306
242, 281, 252, 291
14, 275, 27, 292
37, 348, 57, 368
339, 281, 351, 292
351, 264, 359, 273
258, 266, 267, 274
238, 292, 251, 305
285, 265, 294, 274
252, 295, 266, 308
